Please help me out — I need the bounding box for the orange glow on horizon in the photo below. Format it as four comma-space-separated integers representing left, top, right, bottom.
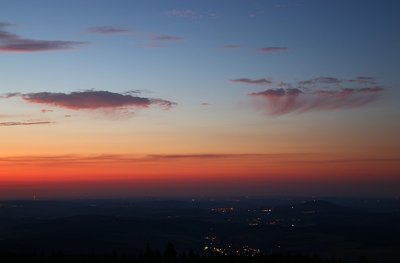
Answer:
1, 154, 399, 185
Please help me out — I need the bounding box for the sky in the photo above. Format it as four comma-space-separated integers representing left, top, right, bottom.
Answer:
1, 0, 399, 199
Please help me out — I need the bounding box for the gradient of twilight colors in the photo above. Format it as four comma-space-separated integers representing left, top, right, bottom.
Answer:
1, 0, 399, 199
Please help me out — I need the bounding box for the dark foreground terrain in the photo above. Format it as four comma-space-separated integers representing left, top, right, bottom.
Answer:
0, 250, 363, 263
0, 197, 399, 262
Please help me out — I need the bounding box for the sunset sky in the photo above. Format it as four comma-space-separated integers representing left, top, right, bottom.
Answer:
1, 0, 399, 198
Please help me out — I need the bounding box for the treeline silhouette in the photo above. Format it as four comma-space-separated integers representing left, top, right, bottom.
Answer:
0, 243, 370, 263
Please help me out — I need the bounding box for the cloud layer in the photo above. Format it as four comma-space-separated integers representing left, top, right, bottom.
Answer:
5, 90, 176, 112
0, 22, 83, 52
234, 76, 384, 115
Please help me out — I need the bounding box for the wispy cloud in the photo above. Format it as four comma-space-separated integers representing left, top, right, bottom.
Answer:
147, 34, 184, 48
4, 90, 176, 114
147, 154, 261, 160
299, 77, 341, 85
299, 76, 378, 86
166, 9, 219, 19
223, 44, 241, 49
0, 92, 21, 98
41, 109, 54, 113
166, 9, 198, 18
0, 153, 293, 166
0, 120, 53, 126
1, 153, 398, 169
86, 26, 130, 35
258, 47, 288, 53
249, 10, 265, 18
348, 76, 377, 85
231, 78, 273, 86
0, 22, 84, 53
152, 35, 183, 41
235, 76, 385, 116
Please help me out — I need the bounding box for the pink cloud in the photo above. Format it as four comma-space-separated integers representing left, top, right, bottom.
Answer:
250, 87, 383, 115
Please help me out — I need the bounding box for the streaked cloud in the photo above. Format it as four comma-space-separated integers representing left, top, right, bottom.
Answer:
41, 109, 54, 113
152, 35, 183, 41
0, 22, 84, 53
258, 47, 288, 53
0, 153, 299, 166
299, 77, 341, 85
0, 120, 53, 126
0, 92, 21, 98
348, 76, 377, 85
147, 34, 184, 48
223, 44, 241, 49
231, 78, 273, 86
299, 76, 378, 86
166, 9, 219, 19
4, 90, 176, 113
235, 76, 385, 116
5, 153, 396, 167
249, 10, 265, 18
166, 9, 198, 18
86, 26, 130, 35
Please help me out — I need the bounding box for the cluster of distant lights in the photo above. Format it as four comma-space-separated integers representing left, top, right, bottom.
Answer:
203, 245, 261, 257
210, 206, 310, 227
203, 235, 261, 257
211, 207, 235, 213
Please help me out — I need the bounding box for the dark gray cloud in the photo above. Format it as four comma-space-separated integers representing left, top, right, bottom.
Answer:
231, 78, 273, 86
4, 90, 176, 113
348, 76, 377, 85
298, 77, 341, 85
152, 35, 183, 41
0, 22, 84, 52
